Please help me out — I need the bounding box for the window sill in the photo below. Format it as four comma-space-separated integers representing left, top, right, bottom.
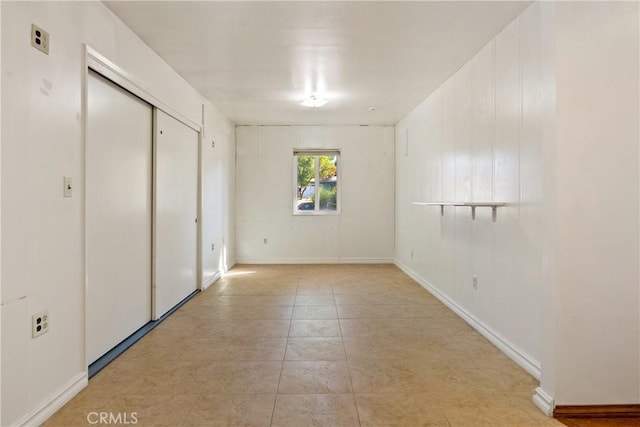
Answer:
293, 210, 341, 216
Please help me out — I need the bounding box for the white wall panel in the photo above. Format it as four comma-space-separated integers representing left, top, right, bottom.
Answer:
201, 103, 235, 285
86, 71, 152, 364
423, 93, 443, 287
154, 109, 198, 318
395, 2, 551, 385
201, 130, 221, 282
469, 43, 495, 322
470, 43, 495, 204
408, 105, 428, 278
453, 63, 474, 309
236, 125, 394, 263
520, 2, 545, 364
335, 126, 395, 260
493, 17, 522, 346
439, 80, 457, 298
395, 126, 411, 266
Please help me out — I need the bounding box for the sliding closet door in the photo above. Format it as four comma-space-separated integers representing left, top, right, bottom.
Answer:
86, 71, 152, 364
154, 109, 198, 318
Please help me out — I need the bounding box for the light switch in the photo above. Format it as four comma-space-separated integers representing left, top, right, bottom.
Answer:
63, 177, 72, 197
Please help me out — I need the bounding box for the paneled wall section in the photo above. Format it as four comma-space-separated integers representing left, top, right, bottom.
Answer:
395, 3, 551, 375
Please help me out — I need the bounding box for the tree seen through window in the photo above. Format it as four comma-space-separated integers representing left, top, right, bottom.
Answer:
295, 151, 339, 213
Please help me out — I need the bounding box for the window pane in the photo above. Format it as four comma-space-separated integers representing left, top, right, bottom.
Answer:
318, 155, 338, 211
296, 155, 316, 211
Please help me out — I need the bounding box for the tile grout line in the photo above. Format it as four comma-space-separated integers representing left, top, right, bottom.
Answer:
269, 271, 300, 426
337, 294, 363, 427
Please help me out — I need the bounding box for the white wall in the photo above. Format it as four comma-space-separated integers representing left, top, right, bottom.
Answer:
552, 0, 639, 406
395, 1, 553, 381
202, 104, 235, 287
396, 0, 640, 411
236, 125, 395, 263
1, 1, 235, 425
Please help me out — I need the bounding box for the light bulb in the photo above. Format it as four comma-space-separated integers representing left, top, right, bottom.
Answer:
300, 95, 329, 108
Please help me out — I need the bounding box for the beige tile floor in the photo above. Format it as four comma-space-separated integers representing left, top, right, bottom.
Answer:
45, 264, 562, 426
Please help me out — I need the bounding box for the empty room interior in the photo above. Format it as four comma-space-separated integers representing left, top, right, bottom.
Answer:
1, 1, 639, 426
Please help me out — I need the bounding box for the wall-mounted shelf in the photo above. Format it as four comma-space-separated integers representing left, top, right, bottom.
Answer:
412, 201, 506, 222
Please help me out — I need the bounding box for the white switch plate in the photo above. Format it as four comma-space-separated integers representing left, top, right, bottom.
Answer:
32, 310, 49, 338
63, 177, 72, 197
31, 24, 49, 55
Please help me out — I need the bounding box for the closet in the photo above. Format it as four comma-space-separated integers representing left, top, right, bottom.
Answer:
86, 69, 198, 365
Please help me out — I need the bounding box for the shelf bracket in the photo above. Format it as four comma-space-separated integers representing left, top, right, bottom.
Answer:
413, 201, 505, 223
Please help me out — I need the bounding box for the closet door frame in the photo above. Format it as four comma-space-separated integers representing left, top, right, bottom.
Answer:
82, 45, 204, 367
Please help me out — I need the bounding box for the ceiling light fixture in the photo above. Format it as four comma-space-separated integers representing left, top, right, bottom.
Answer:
300, 95, 329, 108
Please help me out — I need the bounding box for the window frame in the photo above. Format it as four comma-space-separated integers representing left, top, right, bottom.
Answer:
292, 149, 341, 216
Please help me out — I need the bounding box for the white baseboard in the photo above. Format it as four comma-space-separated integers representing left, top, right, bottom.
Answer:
235, 258, 394, 265
202, 261, 238, 289
201, 271, 222, 290
394, 260, 542, 380
18, 372, 87, 427
533, 387, 555, 416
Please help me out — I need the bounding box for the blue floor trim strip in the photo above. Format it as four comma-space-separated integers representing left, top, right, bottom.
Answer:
88, 289, 200, 379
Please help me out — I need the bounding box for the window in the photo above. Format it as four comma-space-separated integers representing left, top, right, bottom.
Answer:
293, 149, 340, 214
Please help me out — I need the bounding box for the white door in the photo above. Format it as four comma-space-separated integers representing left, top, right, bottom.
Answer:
154, 109, 198, 318
86, 71, 153, 364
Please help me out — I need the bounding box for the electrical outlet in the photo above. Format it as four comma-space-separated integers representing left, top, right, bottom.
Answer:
31, 24, 49, 55
211, 243, 215, 251
212, 141, 215, 148
32, 310, 49, 338
263, 238, 268, 244
472, 276, 478, 290
410, 250, 414, 259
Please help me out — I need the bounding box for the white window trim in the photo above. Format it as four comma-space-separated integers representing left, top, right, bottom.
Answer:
292, 149, 341, 216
